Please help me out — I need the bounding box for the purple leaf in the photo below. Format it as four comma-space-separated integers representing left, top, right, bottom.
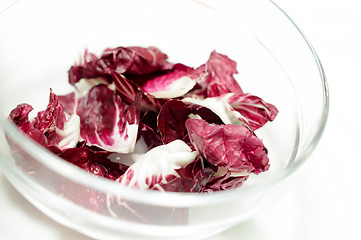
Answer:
190, 50, 243, 98
33, 89, 66, 133
8, 103, 48, 148
68, 46, 172, 86
58, 92, 78, 115
226, 93, 279, 130
77, 84, 140, 153
157, 100, 191, 144
117, 140, 198, 190
155, 157, 217, 192
204, 171, 248, 192
59, 146, 128, 180
112, 71, 165, 112
142, 64, 201, 98
9, 91, 81, 151
36, 90, 80, 150
182, 96, 251, 128
157, 99, 223, 145
8, 103, 33, 126
185, 118, 270, 175
138, 122, 163, 150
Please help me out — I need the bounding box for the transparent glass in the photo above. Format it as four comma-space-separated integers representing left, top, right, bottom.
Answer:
0, 0, 329, 239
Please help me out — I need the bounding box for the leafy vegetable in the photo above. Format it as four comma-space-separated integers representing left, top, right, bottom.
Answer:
142, 64, 200, 98
157, 99, 223, 145
77, 84, 141, 153
68, 46, 172, 86
225, 93, 278, 130
9, 90, 80, 151
8, 45, 278, 196
189, 50, 243, 98
182, 96, 250, 128
204, 170, 248, 192
185, 118, 270, 174
58, 92, 77, 115
59, 146, 128, 180
8, 103, 49, 152
155, 157, 217, 193
117, 140, 198, 190
111, 71, 165, 112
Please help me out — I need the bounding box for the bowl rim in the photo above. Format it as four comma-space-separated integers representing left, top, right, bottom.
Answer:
0, 0, 329, 208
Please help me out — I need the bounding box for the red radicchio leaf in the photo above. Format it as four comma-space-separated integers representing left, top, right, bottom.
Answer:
58, 92, 78, 115
157, 100, 191, 145
57, 147, 129, 213
117, 140, 198, 190
137, 111, 163, 150
33, 89, 66, 133
8, 104, 50, 177
181, 96, 252, 129
36, 90, 81, 150
139, 110, 159, 134
77, 84, 141, 153
138, 122, 163, 150
7, 95, 81, 178
111, 71, 165, 112
8, 103, 48, 148
59, 146, 128, 180
190, 50, 243, 98
123, 46, 172, 75
226, 93, 279, 130
68, 46, 172, 86
8, 103, 33, 126
142, 63, 201, 98
9, 91, 81, 151
204, 171, 249, 192
153, 157, 217, 192
185, 118, 270, 174
157, 99, 223, 145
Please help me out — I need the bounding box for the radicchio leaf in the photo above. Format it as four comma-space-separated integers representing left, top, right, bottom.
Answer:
182, 96, 251, 128
225, 93, 279, 130
153, 157, 217, 192
136, 111, 163, 150
8, 103, 48, 148
204, 170, 248, 192
157, 99, 223, 145
9, 91, 81, 151
157, 100, 191, 145
33, 90, 66, 133
138, 122, 163, 150
59, 146, 128, 180
57, 146, 129, 213
112, 71, 165, 112
142, 64, 201, 98
77, 84, 141, 153
185, 118, 269, 175
117, 140, 199, 190
58, 92, 78, 115
68, 46, 171, 86
190, 50, 243, 98
38, 91, 80, 151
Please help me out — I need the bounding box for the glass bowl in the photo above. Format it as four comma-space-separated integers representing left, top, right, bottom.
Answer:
0, 0, 329, 239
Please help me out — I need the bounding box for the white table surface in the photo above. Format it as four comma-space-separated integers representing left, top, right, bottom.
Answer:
1, 0, 361, 239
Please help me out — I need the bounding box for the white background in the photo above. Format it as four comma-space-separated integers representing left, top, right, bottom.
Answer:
1, 0, 361, 239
